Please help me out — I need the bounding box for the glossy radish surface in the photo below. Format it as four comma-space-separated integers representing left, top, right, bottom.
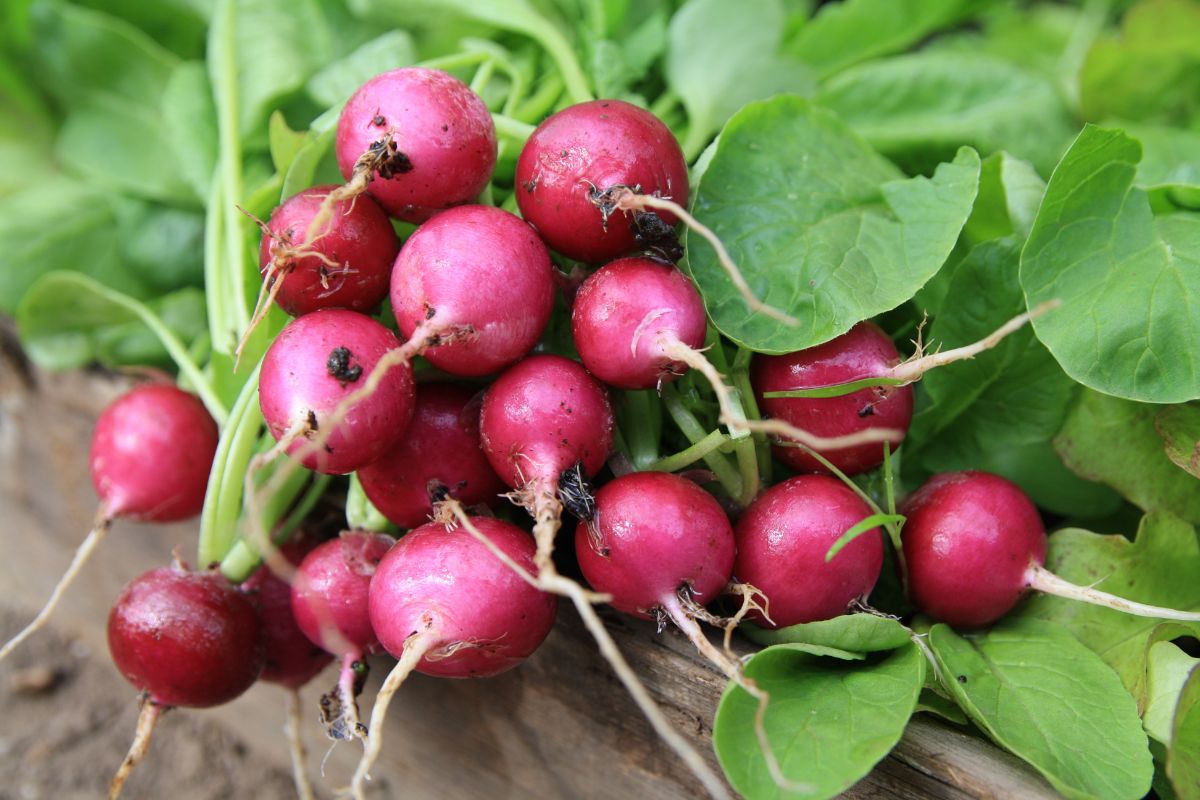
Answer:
357, 382, 503, 529
242, 534, 333, 689
290, 531, 395, 657
90, 384, 219, 522
902, 471, 1046, 628
752, 321, 913, 476
515, 99, 688, 263
107, 565, 264, 708
479, 354, 615, 491
336, 67, 496, 223
734, 475, 883, 628
260, 309, 414, 474
368, 517, 557, 678
571, 257, 707, 389
390, 205, 555, 377
258, 185, 398, 316
576, 472, 734, 619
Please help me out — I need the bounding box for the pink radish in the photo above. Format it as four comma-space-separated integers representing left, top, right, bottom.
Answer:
903, 471, 1200, 628
106, 563, 264, 798
0, 383, 218, 664
335, 67, 496, 223
515, 99, 688, 264
259, 309, 414, 475
571, 257, 707, 390
733, 475, 884, 628
356, 382, 503, 528
390, 204, 555, 377
290, 530, 394, 741
349, 515, 556, 795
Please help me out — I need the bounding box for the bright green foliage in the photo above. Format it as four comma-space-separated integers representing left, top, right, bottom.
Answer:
1157, 403, 1200, 479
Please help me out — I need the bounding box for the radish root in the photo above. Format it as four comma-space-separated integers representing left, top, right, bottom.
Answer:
285, 688, 316, 800
0, 507, 113, 664
108, 697, 164, 800
347, 627, 434, 800
1026, 564, 1200, 621
605, 186, 799, 327
307, 130, 409, 244
321, 651, 369, 743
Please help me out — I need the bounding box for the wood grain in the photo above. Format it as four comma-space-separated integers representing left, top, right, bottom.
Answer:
0, 346, 1060, 799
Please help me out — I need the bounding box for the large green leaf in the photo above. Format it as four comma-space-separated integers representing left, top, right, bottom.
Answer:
741, 613, 912, 653
816, 52, 1074, 176
784, 0, 985, 78
1018, 512, 1200, 701
1145, 642, 1200, 745
687, 97, 979, 354
306, 29, 417, 108
930, 618, 1154, 800
714, 642, 924, 799
665, 0, 813, 159
1055, 390, 1200, 523
1171, 667, 1200, 799
963, 151, 1046, 246
1020, 125, 1200, 403
1080, 0, 1200, 125
904, 238, 1119, 517
1157, 403, 1200, 478
161, 61, 218, 199
1125, 122, 1200, 193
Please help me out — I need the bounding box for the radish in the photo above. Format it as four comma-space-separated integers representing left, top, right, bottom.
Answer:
515, 99, 689, 264
575, 471, 802, 793
390, 204, 555, 377
571, 257, 708, 390
259, 308, 414, 475
356, 382, 503, 529
238, 186, 399, 361
903, 471, 1200, 628
290, 530, 394, 741
348, 515, 556, 797
106, 563, 264, 799
0, 383, 218, 664
733, 475, 884, 628
334, 67, 496, 224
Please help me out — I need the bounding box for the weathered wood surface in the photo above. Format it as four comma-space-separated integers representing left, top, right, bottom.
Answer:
0, 346, 1060, 799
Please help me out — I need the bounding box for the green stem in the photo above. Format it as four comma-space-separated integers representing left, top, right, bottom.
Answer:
733, 346, 771, 485
514, 72, 564, 123
219, 472, 331, 583
469, 59, 496, 95
491, 112, 536, 143
419, 50, 491, 72
524, 21, 592, 104
733, 435, 760, 506
211, 0, 249, 346
649, 89, 680, 121
620, 390, 662, 470
648, 429, 731, 473
202, 173, 229, 354
662, 384, 742, 498
197, 364, 262, 567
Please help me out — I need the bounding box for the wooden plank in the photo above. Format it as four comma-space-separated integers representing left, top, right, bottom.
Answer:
0, 342, 1060, 799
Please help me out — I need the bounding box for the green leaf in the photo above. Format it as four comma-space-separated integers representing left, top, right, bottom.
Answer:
816, 52, 1074, 176
904, 238, 1121, 518
1157, 403, 1200, 479
784, 0, 985, 78
1124, 122, 1200, 193
280, 109, 339, 200
687, 97, 979, 354
162, 61, 217, 199
1080, 0, 1200, 125
915, 688, 968, 725
1170, 666, 1200, 799
930, 618, 1154, 800
1020, 125, 1200, 403
118, 204, 206, 293
306, 29, 416, 108
1145, 642, 1200, 745
741, 613, 912, 653
713, 642, 924, 800
267, 111, 308, 175
664, 0, 814, 159
1018, 512, 1200, 701
1055, 390, 1200, 524
963, 151, 1046, 246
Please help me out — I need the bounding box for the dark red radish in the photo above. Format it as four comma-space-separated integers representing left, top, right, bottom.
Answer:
349, 515, 556, 794
1, 384, 219, 665
734, 475, 884, 628
903, 471, 1200, 628
571, 257, 708, 390
336, 67, 496, 223
390, 204, 555, 377
242, 534, 333, 690
256, 186, 398, 317
479, 354, 614, 572
357, 382, 503, 529
259, 309, 414, 475
752, 321, 914, 476
515, 99, 688, 263
291, 530, 394, 741
106, 563, 264, 798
